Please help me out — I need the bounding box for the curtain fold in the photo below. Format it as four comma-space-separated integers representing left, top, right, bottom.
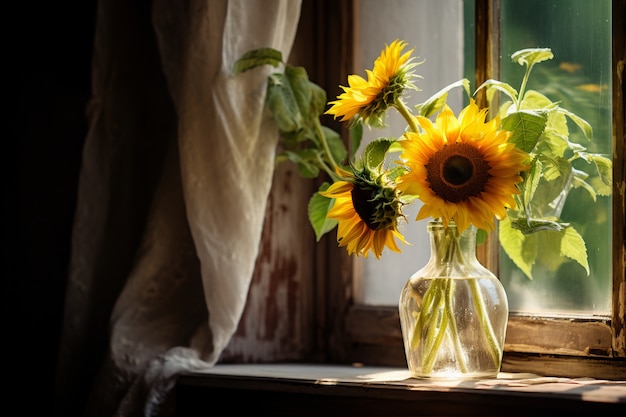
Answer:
54, 1, 302, 416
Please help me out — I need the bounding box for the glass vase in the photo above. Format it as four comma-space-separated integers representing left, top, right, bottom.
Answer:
399, 220, 508, 379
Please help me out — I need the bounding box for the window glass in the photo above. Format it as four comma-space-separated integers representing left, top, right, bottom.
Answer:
498, 0, 613, 315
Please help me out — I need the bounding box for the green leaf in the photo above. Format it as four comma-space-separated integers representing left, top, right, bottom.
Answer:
284, 65, 321, 127
501, 220, 589, 279
322, 126, 348, 165
415, 78, 470, 118
511, 48, 553, 67
557, 107, 593, 141
280, 149, 320, 178
417, 92, 448, 118
539, 154, 571, 183
499, 216, 537, 279
536, 129, 570, 158
308, 184, 338, 241
267, 73, 305, 133
388, 140, 404, 154
497, 100, 514, 119
519, 89, 553, 109
300, 75, 328, 120
536, 231, 569, 272
533, 177, 572, 218
233, 48, 283, 74
589, 154, 612, 187
510, 217, 570, 234
266, 65, 327, 135
476, 228, 488, 245
588, 155, 612, 184
297, 163, 320, 178
475, 79, 519, 104
364, 138, 394, 170
280, 128, 308, 149
521, 158, 542, 206
502, 110, 548, 153
559, 226, 589, 275
571, 175, 597, 202
349, 122, 363, 162
387, 165, 410, 182
588, 176, 612, 197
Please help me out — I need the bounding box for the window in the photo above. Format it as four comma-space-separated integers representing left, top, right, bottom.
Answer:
323, 0, 625, 379
496, 0, 613, 315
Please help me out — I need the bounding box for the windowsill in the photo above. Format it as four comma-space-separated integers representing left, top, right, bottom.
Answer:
175, 363, 626, 416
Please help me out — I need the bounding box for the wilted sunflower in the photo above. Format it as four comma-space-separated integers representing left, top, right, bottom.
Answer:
326, 39, 420, 127
397, 100, 530, 232
321, 167, 407, 259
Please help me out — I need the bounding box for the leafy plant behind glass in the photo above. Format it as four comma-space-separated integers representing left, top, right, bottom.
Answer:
476, 49, 612, 279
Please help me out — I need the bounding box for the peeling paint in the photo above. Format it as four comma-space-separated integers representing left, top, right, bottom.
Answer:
220, 162, 315, 362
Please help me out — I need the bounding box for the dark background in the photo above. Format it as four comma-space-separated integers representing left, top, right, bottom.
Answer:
9, 2, 97, 412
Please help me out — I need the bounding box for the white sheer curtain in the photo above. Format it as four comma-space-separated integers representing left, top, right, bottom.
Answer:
54, 0, 302, 416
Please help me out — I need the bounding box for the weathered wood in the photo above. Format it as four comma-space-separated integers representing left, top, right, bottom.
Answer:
219, 163, 316, 363
313, 0, 356, 364
502, 352, 626, 380
346, 305, 402, 345
611, 0, 626, 358
220, 0, 353, 364
505, 315, 613, 356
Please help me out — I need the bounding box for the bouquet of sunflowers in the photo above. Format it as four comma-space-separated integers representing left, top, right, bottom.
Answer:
234, 40, 611, 275
236, 39, 611, 378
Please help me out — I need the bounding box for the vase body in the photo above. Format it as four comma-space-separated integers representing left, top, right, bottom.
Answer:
399, 220, 508, 379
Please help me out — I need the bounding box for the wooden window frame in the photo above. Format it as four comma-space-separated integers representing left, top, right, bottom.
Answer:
319, 0, 626, 380
217, 0, 624, 381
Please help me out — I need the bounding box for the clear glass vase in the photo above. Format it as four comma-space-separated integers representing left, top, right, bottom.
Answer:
399, 220, 508, 379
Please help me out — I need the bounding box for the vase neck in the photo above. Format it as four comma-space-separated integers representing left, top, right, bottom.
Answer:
427, 220, 478, 269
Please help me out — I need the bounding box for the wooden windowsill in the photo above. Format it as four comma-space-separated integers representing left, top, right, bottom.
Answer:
175, 363, 625, 416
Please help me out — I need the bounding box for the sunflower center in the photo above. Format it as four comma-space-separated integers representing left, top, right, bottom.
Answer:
426, 143, 491, 203
444, 155, 474, 185
351, 186, 378, 230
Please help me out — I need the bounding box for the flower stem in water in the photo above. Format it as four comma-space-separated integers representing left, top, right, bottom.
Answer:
469, 278, 503, 368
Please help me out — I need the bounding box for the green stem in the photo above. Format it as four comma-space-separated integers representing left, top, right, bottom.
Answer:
315, 152, 340, 182
441, 235, 470, 373
394, 100, 420, 133
440, 230, 462, 272
517, 63, 535, 110
420, 278, 470, 375
468, 278, 503, 368
420, 280, 449, 373
314, 118, 339, 171
410, 281, 443, 350
414, 277, 471, 375
442, 280, 469, 373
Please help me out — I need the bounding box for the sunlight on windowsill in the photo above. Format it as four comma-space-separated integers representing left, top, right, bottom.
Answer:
176, 362, 626, 415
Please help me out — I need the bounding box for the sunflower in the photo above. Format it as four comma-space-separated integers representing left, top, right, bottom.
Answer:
320, 167, 407, 259
397, 100, 530, 232
326, 39, 420, 127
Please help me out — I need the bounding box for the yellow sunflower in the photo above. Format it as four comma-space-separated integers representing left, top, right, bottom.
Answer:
397, 100, 530, 232
321, 167, 407, 259
326, 39, 419, 127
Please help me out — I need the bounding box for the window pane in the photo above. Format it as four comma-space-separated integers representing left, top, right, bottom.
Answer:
498, 0, 613, 315
354, 0, 613, 314
354, 0, 468, 305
